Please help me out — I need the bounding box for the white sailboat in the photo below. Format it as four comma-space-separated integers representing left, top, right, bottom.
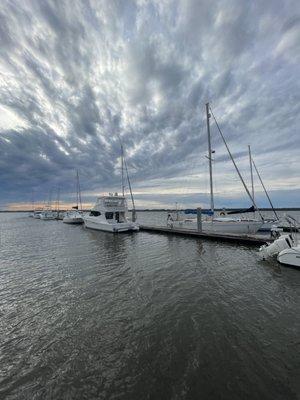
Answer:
40, 190, 56, 220
171, 103, 263, 235
83, 145, 139, 233
63, 171, 84, 224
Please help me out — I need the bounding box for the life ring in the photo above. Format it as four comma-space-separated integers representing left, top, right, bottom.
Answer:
220, 211, 226, 216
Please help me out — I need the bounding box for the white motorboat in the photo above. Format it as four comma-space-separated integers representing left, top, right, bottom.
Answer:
63, 171, 84, 224
33, 210, 43, 219
277, 246, 300, 267
259, 234, 295, 260
40, 211, 56, 220
259, 215, 299, 260
63, 210, 83, 224
83, 193, 139, 233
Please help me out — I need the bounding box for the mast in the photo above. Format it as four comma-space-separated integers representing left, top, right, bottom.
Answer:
57, 187, 60, 216
124, 156, 135, 211
121, 145, 125, 196
76, 170, 79, 209
248, 145, 255, 203
252, 159, 279, 220
77, 170, 83, 211
206, 103, 214, 212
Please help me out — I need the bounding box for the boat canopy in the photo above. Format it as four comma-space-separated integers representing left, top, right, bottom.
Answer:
184, 209, 214, 216
226, 205, 255, 215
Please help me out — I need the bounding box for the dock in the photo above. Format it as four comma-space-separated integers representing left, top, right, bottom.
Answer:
139, 225, 273, 245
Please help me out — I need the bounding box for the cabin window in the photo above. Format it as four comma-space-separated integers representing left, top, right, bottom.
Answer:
90, 211, 101, 216
105, 212, 114, 219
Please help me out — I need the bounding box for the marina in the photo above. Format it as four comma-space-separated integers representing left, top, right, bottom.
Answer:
0, 1, 299, 399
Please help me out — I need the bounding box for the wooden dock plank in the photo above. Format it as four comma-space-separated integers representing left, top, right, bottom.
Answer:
139, 225, 272, 245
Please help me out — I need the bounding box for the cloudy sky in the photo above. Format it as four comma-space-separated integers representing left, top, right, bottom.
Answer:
0, 0, 299, 210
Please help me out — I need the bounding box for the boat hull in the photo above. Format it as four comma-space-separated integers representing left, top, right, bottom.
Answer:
172, 219, 263, 235
83, 217, 139, 232
277, 247, 300, 267
63, 217, 83, 224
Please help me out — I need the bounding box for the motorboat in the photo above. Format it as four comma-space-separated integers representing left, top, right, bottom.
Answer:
63, 210, 83, 224
259, 233, 295, 260
40, 210, 56, 220
33, 210, 43, 219
259, 215, 299, 260
83, 193, 139, 233
277, 246, 300, 267
63, 171, 84, 224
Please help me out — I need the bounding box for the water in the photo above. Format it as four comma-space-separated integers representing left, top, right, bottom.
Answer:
0, 212, 299, 400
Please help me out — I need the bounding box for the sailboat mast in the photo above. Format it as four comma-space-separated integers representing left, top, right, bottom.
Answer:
206, 103, 214, 212
76, 170, 79, 209
121, 145, 125, 196
252, 159, 279, 220
77, 170, 83, 211
124, 157, 135, 211
248, 145, 255, 203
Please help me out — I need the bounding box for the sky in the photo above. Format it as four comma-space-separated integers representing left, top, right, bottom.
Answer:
0, 0, 299, 210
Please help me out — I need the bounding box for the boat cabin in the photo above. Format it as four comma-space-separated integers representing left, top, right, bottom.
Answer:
90, 193, 128, 223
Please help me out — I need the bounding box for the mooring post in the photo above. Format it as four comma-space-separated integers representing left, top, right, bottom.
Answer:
197, 207, 202, 232
132, 209, 136, 222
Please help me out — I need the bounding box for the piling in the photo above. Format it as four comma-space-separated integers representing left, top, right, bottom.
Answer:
197, 208, 202, 232
132, 209, 136, 222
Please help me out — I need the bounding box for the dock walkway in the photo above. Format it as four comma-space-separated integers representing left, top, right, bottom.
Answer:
139, 225, 272, 245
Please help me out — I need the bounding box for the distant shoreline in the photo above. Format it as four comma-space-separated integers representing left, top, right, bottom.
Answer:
1, 208, 300, 213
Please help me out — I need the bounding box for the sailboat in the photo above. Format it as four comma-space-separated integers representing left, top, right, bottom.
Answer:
40, 190, 56, 220
83, 145, 139, 233
63, 171, 84, 224
171, 103, 263, 234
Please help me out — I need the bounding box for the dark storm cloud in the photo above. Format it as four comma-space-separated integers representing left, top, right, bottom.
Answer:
0, 0, 299, 209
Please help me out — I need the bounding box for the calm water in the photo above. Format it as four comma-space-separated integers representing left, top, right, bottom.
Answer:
0, 212, 299, 400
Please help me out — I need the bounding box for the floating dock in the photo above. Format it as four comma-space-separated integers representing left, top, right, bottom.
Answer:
139, 225, 273, 245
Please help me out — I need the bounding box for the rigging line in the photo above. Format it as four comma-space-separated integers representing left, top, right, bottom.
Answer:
116, 134, 136, 211
124, 156, 135, 211
209, 106, 264, 220
252, 159, 279, 220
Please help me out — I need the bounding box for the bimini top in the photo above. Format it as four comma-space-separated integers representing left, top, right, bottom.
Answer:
93, 193, 127, 212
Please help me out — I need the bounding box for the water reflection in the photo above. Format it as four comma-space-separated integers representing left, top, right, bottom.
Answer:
0, 213, 299, 400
